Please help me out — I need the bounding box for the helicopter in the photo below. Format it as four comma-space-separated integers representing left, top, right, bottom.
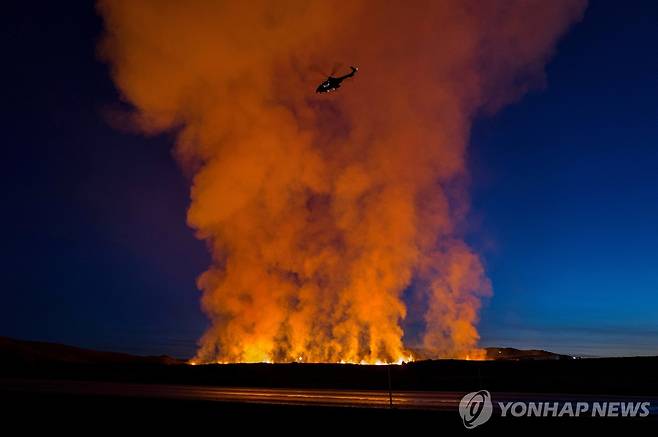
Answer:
316, 66, 358, 93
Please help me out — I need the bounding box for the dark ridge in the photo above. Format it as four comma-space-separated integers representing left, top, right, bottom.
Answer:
0, 336, 185, 366
1, 336, 657, 394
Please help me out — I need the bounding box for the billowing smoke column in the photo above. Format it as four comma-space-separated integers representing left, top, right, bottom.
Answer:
99, 0, 585, 363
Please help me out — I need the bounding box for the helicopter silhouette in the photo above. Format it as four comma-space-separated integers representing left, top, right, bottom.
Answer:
316, 66, 358, 93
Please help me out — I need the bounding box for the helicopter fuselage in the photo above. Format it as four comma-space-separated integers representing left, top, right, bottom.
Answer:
316, 66, 358, 93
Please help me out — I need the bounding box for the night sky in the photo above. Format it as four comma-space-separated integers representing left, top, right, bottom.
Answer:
2, 1, 657, 358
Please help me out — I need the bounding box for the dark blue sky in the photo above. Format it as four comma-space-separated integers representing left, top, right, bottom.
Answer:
1, 1, 656, 358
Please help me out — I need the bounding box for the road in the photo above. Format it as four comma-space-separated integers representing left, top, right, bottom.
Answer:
1, 378, 657, 412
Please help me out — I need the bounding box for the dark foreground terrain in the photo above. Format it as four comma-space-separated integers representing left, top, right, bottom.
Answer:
8, 391, 658, 433
2, 337, 657, 431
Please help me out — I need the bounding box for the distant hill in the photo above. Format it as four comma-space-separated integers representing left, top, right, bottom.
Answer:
407, 346, 573, 361
0, 337, 572, 367
485, 347, 572, 360
0, 336, 184, 366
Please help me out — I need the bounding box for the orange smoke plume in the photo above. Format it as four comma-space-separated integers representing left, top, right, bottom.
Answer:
98, 0, 585, 363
